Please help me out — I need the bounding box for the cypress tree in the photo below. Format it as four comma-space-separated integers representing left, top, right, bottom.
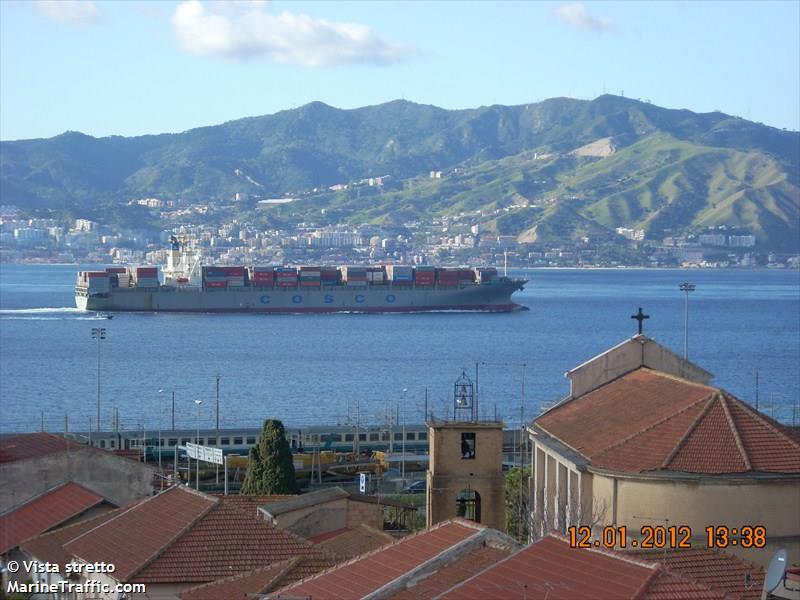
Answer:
241, 419, 299, 494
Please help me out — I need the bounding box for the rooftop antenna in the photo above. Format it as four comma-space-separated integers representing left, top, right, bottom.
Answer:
762, 549, 788, 597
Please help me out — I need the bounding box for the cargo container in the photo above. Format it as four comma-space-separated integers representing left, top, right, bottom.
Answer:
204, 281, 227, 289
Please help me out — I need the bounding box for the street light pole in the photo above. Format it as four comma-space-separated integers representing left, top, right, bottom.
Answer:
195, 400, 202, 490
157, 389, 164, 488
401, 388, 408, 482
215, 375, 220, 485
91, 327, 106, 431
679, 282, 696, 360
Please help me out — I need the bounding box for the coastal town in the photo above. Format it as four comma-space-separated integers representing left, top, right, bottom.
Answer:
2, 199, 798, 270
1, 332, 798, 599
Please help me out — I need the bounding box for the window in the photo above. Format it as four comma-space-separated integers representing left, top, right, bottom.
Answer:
329, 434, 342, 442
345, 434, 354, 442
220, 437, 230, 445
369, 433, 379, 441
461, 432, 476, 459
100, 440, 106, 448
180, 438, 189, 446
359, 433, 367, 441
456, 489, 481, 522
233, 437, 243, 445
394, 432, 403, 441
168, 438, 178, 447
418, 432, 427, 441
207, 437, 217, 445
247, 437, 256, 444
381, 432, 389, 441
406, 432, 415, 440
110, 440, 115, 449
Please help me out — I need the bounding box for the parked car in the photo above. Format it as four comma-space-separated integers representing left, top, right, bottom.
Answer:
404, 480, 426, 494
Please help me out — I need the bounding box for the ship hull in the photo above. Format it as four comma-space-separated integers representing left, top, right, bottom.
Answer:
76, 280, 526, 313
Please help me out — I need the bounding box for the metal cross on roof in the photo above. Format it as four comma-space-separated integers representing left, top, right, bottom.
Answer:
631, 307, 650, 334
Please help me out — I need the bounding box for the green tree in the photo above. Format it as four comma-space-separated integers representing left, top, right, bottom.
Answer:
241, 419, 299, 494
505, 466, 530, 543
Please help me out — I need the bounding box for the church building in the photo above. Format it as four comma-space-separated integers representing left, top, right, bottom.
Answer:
528, 332, 800, 568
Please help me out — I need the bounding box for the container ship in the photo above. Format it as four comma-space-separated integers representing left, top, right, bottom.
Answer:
75, 237, 527, 314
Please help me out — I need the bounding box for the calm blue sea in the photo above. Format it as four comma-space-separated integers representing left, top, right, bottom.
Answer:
0, 264, 798, 434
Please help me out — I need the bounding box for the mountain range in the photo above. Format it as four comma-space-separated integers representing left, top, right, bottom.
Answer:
1, 95, 798, 251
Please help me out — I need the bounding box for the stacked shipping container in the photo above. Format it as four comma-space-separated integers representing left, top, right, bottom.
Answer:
341, 266, 367, 286
275, 267, 298, 287
299, 266, 322, 287
413, 266, 436, 286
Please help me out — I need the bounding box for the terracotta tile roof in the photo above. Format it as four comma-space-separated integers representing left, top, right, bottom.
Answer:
388, 545, 512, 600
271, 519, 487, 600
134, 496, 319, 584
0, 433, 87, 464
0, 482, 107, 554
21, 508, 122, 570
535, 368, 800, 474
437, 534, 658, 600
631, 548, 765, 599
179, 555, 339, 600
214, 494, 296, 516
348, 492, 417, 510
313, 524, 396, 560
260, 487, 348, 518
65, 486, 217, 581
643, 571, 724, 600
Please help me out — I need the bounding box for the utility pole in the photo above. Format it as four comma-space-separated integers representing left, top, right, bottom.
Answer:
679, 282, 695, 360
215, 375, 221, 485
91, 327, 106, 430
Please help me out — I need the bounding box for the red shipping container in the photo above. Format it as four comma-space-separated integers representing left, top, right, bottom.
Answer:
105, 267, 127, 273
276, 281, 296, 287
300, 280, 320, 287
87, 272, 109, 277
205, 281, 227, 288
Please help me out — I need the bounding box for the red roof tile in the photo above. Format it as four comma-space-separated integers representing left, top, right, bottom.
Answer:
272, 519, 486, 600
643, 571, 724, 600
134, 499, 318, 583
389, 545, 512, 600
21, 508, 123, 570
313, 524, 396, 560
536, 368, 800, 474
0, 482, 106, 554
631, 548, 765, 599
179, 555, 339, 600
65, 486, 217, 581
0, 433, 87, 464
213, 494, 297, 519
438, 535, 657, 600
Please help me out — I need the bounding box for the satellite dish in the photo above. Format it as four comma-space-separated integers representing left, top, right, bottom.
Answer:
763, 548, 788, 595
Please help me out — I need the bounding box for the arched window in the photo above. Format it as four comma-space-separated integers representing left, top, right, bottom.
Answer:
456, 489, 481, 523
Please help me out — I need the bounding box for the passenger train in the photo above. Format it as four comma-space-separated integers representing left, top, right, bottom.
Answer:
66, 423, 432, 459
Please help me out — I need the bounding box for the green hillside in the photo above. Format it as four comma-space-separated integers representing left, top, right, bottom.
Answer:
1, 95, 797, 250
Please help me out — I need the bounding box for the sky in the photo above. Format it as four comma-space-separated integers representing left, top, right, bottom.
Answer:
1, 0, 798, 141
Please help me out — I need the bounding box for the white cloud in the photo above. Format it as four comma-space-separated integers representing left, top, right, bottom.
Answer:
171, 0, 416, 68
36, 0, 100, 25
554, 3, 613, 33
